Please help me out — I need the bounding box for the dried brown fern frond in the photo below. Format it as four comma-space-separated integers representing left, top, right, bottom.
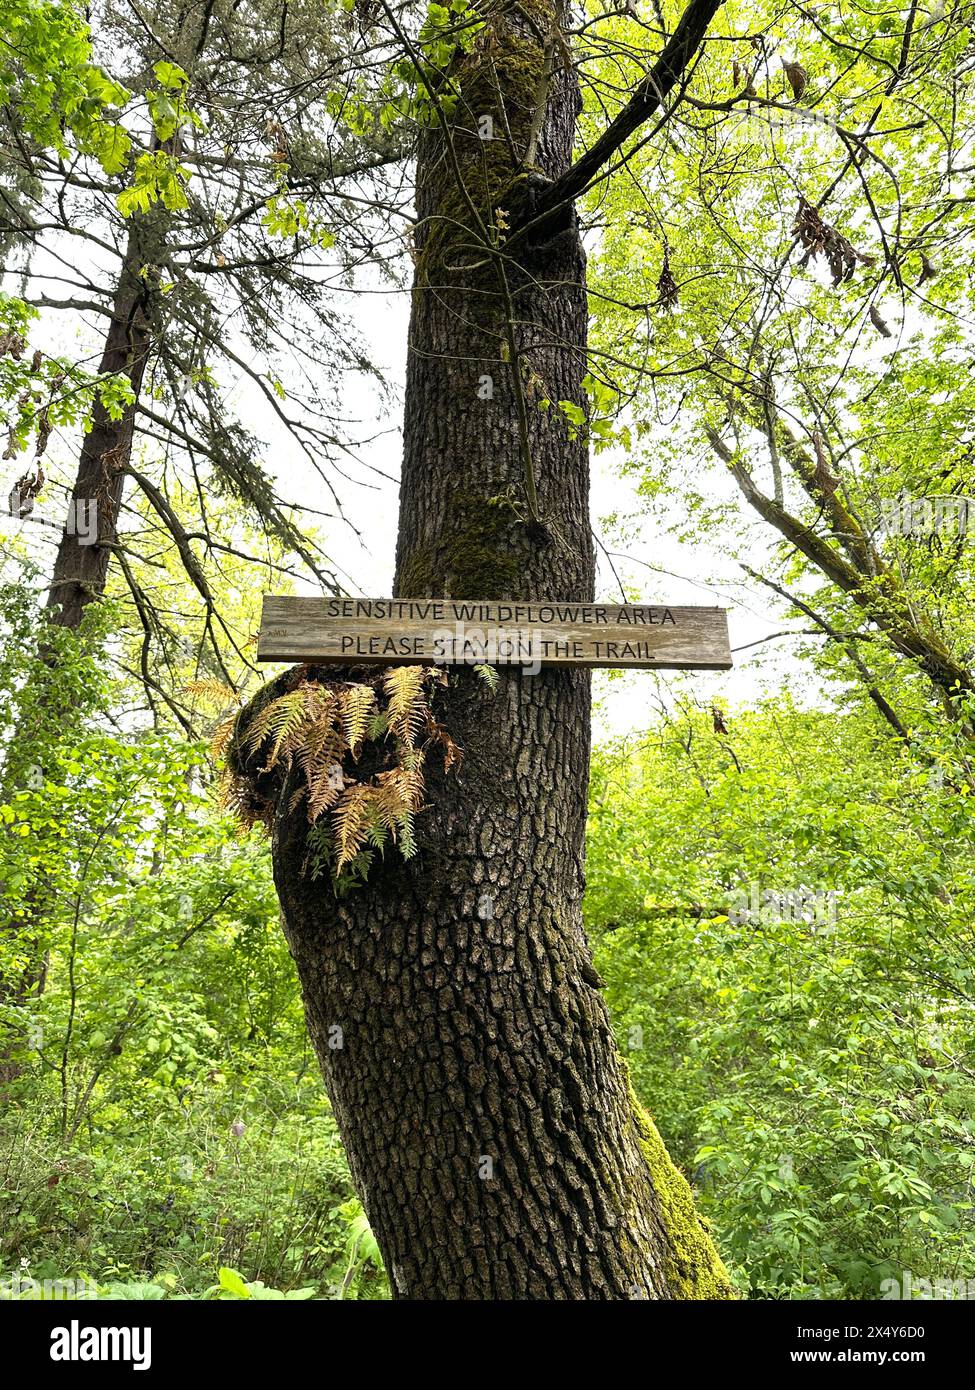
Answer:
211, 710, 240, 764
185, 679, 242, 765
373, 763, 424, 828
333, 783, 373, 870
307, 773, 346, 826
383, 665, 427, 748
245, 687, 310, 768
295, 700, 346, 823
217, 765, 269, 832
424, 709, 462, 772
340, 683, 377, 755
227, 664, 460, 886
183, 678, 240, 710
304, 742, 347, 823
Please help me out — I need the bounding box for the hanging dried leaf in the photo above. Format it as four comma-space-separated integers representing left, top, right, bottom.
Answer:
782, 61, 808, 101
34, 410, 52, 459
918, 253, 938, 286
7, 466, 44, 518
793, 197, 868, 286
868, 304, 893, 338
657, 249, 678, 309
0, 330, 25, 360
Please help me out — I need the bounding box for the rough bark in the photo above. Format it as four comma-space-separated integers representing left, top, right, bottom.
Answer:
240, 1, 736, 1299
44, 229, 154, 630
0, 232, 156, 1083
45, 2, 210, 630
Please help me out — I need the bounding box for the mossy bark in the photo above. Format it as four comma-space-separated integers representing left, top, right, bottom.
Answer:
252, 0, 737, 1298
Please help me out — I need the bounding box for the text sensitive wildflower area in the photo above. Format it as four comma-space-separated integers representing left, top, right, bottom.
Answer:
257, 595, 732, 669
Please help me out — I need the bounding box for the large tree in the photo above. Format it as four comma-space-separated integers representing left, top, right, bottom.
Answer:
1, 0, 405, 1064
587, 0, 975, 744
2, 0, 403, 689
233, 0, 737, 1298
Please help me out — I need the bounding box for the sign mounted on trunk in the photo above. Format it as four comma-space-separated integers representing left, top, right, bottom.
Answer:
257, 595, 733, 671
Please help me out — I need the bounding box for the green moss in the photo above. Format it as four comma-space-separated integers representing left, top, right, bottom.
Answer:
417, 170, 534, 297
442, 492, 520, 598
397, 543, 438, 599
628, 1080, 740, 1300
397, 491, 521, 600
414, 12, 550, 290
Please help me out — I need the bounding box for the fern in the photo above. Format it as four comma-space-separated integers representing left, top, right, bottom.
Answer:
184, 678, 241, 709
364, 819, 389, 849
210, 710, 240, 764
333, 784, 371, 871
218, 773, 253, 822
226, 665, 460, 888
424, 710, 462, 772
194, 681, 243, 767
473, 663, 499, 691
368, 710, 390, 740
384, 666, 426, 748
397, 810, 417, 860
245, 688, 304, 762
341, 684, 377, 754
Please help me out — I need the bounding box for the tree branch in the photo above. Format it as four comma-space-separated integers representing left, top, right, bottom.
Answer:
513, 0, 724, 238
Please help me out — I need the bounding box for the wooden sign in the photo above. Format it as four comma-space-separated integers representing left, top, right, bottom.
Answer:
257, 595, 732, 671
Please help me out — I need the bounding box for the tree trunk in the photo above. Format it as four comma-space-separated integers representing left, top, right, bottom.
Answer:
46, 7, 208, 630
44, 227, 153, 630
0, 231, 154, 1083
0, 200, 162, 1087
248, 1, 736, 1299
2, 19, 197, 1069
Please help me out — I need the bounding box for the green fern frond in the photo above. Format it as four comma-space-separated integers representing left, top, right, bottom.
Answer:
397, 811, 417, 860
473, 663, 499, 691
364, 819, 389, 849
368, 710, 391, 740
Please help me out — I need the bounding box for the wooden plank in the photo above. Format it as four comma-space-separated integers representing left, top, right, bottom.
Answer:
257, 595, 732, 671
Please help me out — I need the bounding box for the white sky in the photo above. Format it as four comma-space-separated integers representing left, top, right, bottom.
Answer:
273, 282, 807, 740
3, 238, 808, 742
